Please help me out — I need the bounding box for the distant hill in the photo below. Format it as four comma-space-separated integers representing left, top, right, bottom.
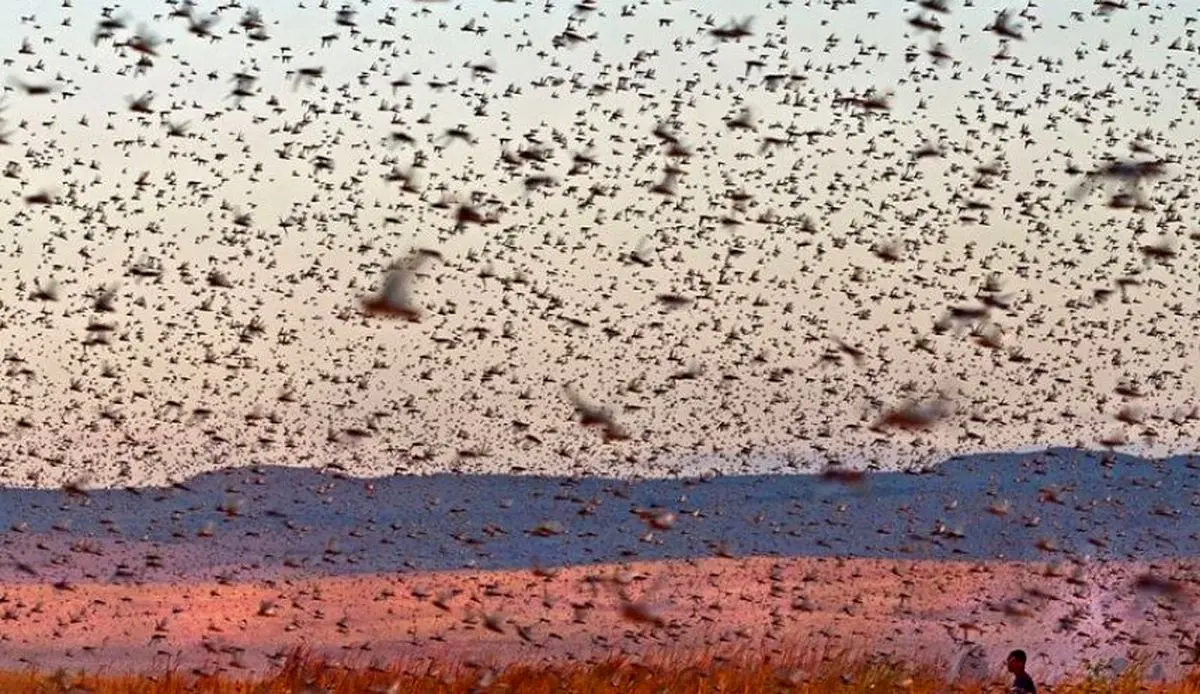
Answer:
1, 447, 1197, 582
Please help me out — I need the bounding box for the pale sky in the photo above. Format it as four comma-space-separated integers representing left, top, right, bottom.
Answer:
1, 0, 1198, 488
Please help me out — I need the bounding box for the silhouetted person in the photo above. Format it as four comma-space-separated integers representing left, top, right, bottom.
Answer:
1007, 649, 1036, 693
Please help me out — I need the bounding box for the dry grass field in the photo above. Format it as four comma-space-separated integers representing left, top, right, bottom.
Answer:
0, 646, 1197, 694
2, 555, 1197, 691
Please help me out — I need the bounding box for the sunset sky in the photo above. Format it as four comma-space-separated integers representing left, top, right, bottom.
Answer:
0, 0, 1197, 487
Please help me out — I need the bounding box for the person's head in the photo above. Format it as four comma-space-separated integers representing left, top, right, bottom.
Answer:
1006, 650, 1027, 674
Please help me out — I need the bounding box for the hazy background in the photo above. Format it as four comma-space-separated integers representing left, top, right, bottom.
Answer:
1, 0, 1198, 487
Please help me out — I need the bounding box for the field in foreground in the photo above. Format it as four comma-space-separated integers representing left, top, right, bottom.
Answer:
1, 647, 1198, 693
2, 556, 1198, 680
